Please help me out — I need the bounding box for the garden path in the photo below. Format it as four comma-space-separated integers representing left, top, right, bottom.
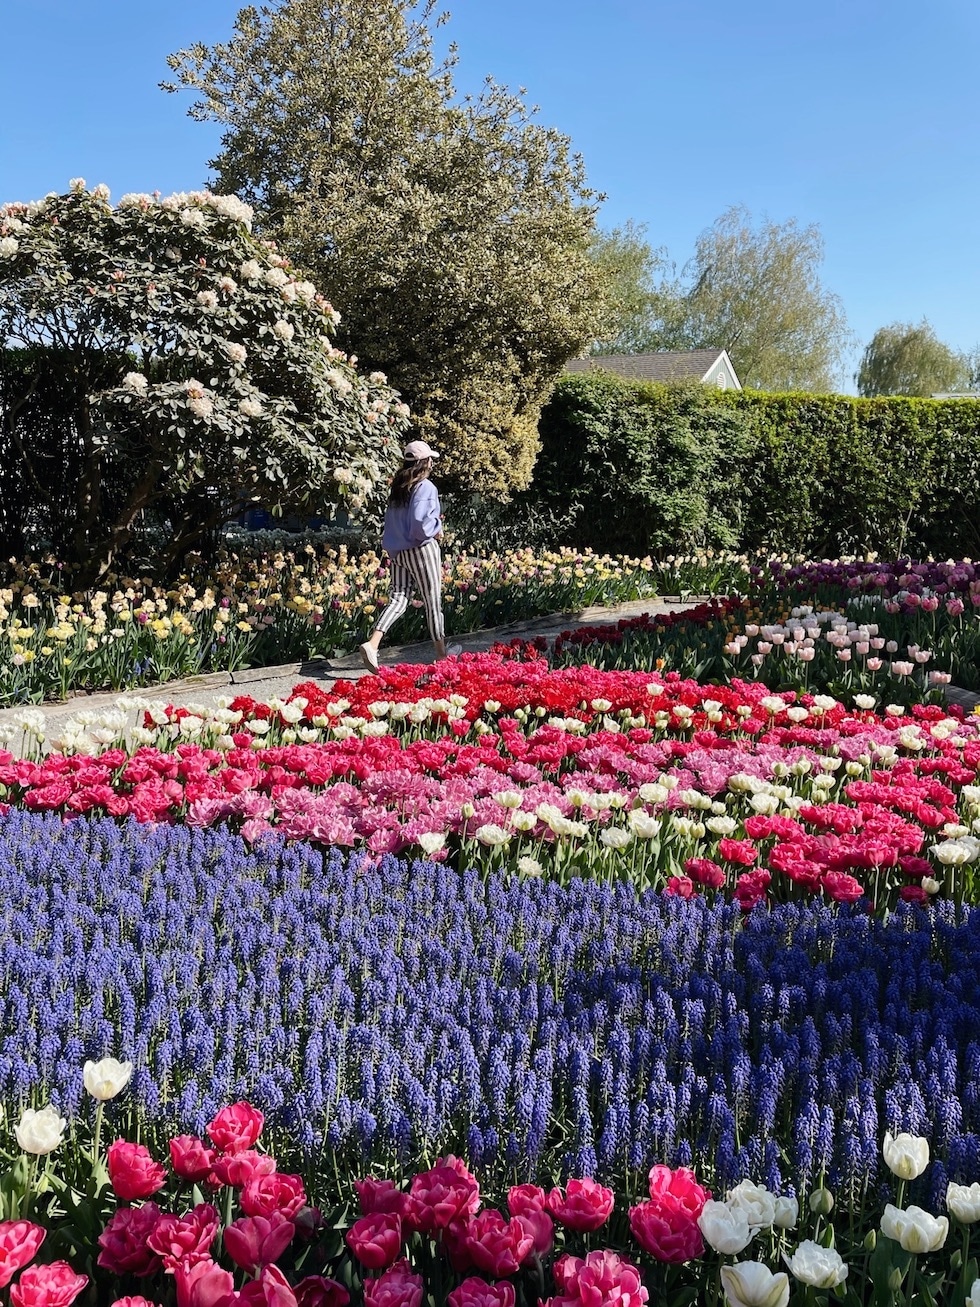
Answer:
1, 596, 976, 756
0, 598, 698, 754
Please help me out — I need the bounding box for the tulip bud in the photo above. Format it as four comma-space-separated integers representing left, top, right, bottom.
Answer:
809, 1188, 835, 1216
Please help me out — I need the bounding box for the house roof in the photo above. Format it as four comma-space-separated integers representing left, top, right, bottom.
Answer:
564, 349, 733, 383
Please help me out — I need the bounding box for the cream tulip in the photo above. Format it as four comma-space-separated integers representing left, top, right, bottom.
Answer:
947, 1182, 980, 1225
883, 1131, 930, 1180
83, 1056, 133, 1101
14, 1105, 67, 1155
880, 1203, 948, 1254
698, 1200, 754, 1254
720, 1261, 790, 1307
783, 1241, 848, 1288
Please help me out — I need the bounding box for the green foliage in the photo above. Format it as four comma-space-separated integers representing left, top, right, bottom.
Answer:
728, 391, 980, 557
856, 319, 971, 396
523, 372, 754, 556
165, 0, 607, 498
0, 184, 410, 582
587, 222, 684, 357
587, 206, 852, 391
527, 376, 980, 558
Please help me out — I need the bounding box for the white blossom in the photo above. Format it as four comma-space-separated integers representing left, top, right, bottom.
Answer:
222, 341, 247, 365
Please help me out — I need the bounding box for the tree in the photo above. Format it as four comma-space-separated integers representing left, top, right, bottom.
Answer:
856, 320, 970, 397
0, 182, 410, 582
587, 222, 683, 356
164, 0, 607, 497
588, 206, 851, 391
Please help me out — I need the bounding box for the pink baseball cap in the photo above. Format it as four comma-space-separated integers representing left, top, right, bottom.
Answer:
402, 439, 439, 462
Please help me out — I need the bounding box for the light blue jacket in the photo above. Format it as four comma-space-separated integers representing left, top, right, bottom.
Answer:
381, 479, 441, 554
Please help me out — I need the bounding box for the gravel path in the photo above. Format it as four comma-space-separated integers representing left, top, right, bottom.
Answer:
0, 595, 976, 755
0, 598, 697, 752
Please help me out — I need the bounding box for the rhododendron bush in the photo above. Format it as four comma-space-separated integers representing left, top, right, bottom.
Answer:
0, 181, 410, 581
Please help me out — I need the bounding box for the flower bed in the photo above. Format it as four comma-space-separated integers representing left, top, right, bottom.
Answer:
0, 546, 657, 705
7, 1081, 977, 1307
4, 809, 980, 1217
6, 653, 979, 913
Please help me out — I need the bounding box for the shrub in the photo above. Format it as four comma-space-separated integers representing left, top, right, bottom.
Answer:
526, 377, 980, 558
522, 373, 753, 556
0, 183, 411, 582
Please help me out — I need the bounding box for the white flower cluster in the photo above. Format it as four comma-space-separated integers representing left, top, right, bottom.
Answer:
184, 379, 214, 422
222, 341, 247, 366
325, 367, 354, 396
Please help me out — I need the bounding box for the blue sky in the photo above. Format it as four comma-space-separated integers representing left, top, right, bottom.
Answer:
3, 0, 979, 389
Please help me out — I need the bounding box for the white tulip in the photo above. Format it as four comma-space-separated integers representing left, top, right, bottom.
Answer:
880, 1203, 948, 1254
417, 832, 445, 855
627, 811, 662, 839
83, 1057, 133, 1101
475, 824, 511, 847
15, 1105, 67, 1154
772, 1195, 799, 1229
883, 1131, 930, 1180
516, 856, 543, 877
727, 1180, 778, 1229
947, 1182, 980, 1224
969, 1277, 980, 1307
719, 1261, 789, 1307
782, 1240, 848, 1288
600, 827, 633, 850
698, 1199, 754, 1253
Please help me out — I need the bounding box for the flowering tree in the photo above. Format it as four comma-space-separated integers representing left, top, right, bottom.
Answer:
164, 0, 607, 497
0, 181, 411, 581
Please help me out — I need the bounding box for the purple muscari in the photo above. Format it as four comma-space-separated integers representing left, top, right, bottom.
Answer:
0, 810, 979, 1211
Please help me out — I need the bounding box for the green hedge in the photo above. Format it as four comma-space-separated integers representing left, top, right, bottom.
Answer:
526, 374, 980, 557
514, 373, 754, 556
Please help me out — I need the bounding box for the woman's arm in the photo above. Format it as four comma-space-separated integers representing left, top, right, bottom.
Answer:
407, 480, 441, 544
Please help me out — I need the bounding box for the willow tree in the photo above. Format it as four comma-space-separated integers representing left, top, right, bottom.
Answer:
164, 0, 607, 496
856, 320, 969, 397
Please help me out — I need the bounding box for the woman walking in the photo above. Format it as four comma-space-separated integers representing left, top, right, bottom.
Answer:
359, 440, 462, 670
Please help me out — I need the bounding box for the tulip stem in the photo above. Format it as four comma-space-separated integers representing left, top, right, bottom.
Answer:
91, 1100, 105, 1176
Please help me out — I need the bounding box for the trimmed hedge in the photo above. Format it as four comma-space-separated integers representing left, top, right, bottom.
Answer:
526, 374, 980, 558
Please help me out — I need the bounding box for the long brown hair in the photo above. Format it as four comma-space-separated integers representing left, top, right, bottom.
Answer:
388, 457, 432, 507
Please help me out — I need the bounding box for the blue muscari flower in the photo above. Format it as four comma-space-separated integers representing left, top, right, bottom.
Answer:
3, 811, 980, 1203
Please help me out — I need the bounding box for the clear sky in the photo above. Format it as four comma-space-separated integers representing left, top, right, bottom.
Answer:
3, 0, 979, 389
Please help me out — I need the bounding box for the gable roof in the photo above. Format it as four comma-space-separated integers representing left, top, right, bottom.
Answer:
565, 348, 736, 384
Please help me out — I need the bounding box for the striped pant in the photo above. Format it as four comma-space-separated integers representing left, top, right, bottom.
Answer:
374, 539, 445, 643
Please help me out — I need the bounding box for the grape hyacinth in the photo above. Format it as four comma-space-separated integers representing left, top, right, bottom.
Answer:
2, 810, 979, 1214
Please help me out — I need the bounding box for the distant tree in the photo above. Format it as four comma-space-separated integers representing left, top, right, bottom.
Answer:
0, 183, 409, 582
164, 0, 606, 497
587, 206, 851, 391
961, 342, 980, 391
675, 206, 851, 391
588, 222, 684, 355
855, 320, 970, 397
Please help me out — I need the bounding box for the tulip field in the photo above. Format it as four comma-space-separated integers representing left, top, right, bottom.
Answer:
1, 548, 980, 1306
